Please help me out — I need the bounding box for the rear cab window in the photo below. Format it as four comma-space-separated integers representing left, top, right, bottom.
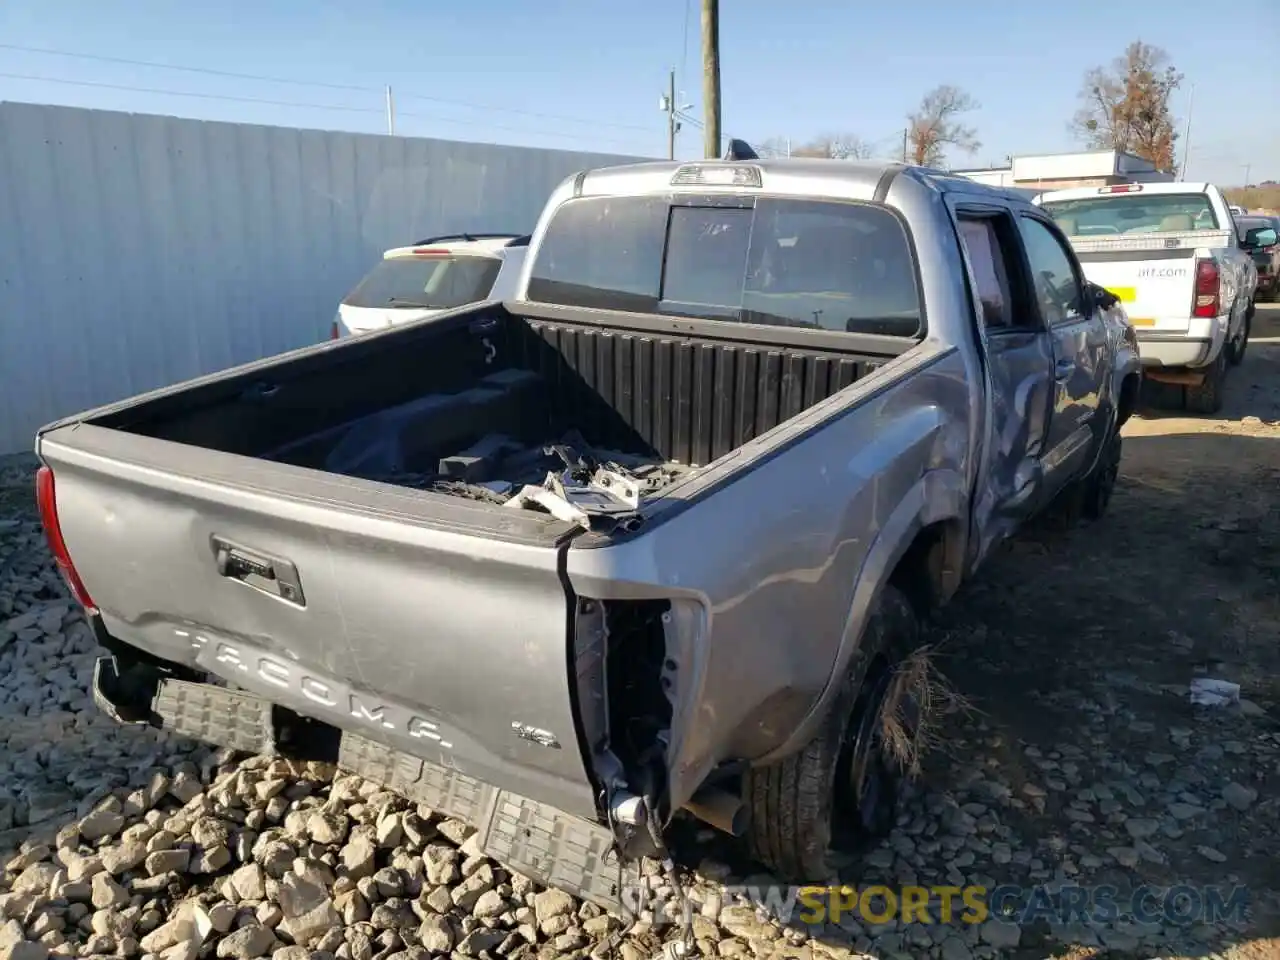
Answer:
525, 194, 923, 338
1039, 192, 1219, 237
344, 255, 502, 310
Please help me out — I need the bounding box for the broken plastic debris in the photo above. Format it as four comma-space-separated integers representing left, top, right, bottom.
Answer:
1189, 677, 1241, 707
504, 484, 592, 529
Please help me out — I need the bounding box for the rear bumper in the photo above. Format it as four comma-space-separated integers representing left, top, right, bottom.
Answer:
91, 650, 640, 913
1136, 313, 1228, 370
1137, 336, 1213, 368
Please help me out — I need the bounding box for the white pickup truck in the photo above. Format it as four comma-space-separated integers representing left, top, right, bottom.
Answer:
1037, 182, 1258, 413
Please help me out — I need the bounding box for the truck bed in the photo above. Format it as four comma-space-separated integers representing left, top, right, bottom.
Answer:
36, 300, 904, 853
88, 304, 893, 530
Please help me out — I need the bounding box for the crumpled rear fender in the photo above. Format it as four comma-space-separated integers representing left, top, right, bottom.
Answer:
754, 467, 968, 765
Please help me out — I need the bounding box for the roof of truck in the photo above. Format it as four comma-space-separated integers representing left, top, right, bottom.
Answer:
571, 157, 1028, 205
1037, 182, 1218, 202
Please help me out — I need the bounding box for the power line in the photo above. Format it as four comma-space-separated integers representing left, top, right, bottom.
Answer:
0, 71, 657, 152
0, 71, 381, 115
0, 41, 654, 133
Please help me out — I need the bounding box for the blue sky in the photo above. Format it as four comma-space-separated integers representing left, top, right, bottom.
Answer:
0, 0, 1274, 186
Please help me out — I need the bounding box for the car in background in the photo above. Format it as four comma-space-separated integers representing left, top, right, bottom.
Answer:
332, 233, 530, 338
1229, 204, 1247, 216
1237, 215, 1280, 301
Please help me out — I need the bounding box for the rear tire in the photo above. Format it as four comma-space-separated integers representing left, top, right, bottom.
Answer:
1041, 425, 1123, 529
1080, 432, 1121, 521
1185, 350, 1227, 414
1227, 308, 1252, 367
743, 586, 919, 882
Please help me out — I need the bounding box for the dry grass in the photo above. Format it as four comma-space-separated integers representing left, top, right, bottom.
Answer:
1224, 184, 1280, 214
877, 641, 976, 777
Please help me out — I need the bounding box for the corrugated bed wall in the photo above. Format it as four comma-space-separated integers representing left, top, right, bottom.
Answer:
0, 101, 648, 453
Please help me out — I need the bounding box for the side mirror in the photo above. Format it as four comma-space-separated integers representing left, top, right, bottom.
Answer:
1244, 227, 1278, 249
1088, 282, 1120, 311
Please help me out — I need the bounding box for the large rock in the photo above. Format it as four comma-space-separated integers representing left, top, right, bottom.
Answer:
417, 916, 454, 953
0, 920, 28, 953
228, 863, 267, 902
1222, 782, 1257, 811
10, 863, 58, 897
1, 942, 49, 960
89, 873, 128, 910
450, 864, 495, 911
532, 889, 577, 926
138, 904, 213, 955
78, 807, 125, 842
100, 840, 148, 876
277, 869, 339, 947
340, 836, 376, 881
421, 846, 458, 887
216, 924, 277, 960
306, 810, 349, 846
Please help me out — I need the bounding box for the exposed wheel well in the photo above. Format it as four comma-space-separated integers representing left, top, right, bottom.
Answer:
1117, 372, 1141, 427
888, 519, 963, 616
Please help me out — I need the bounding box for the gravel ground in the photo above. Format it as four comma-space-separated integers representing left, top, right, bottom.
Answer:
2, 305, 1279, 960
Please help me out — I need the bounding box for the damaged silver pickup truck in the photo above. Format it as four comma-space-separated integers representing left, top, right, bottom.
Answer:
34, 154, 1141, 912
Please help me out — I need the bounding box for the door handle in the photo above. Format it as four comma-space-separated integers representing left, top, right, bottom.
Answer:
1055, 359, 1075, 380
210, 535, 306, 606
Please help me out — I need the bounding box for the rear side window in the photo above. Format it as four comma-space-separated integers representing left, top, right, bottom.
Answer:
1039, 193, 1219, 236
527, 196, 922, 337
343, 256, 502, 310
956, 218, 1016, 329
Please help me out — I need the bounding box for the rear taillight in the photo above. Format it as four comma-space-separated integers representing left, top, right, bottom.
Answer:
1264, 245, 1279, 255
35, 466, 95, 611
330, 320, 341, 340
410, 247, 451, 257
1193, 259, 1220, 319
1099, 184, 1143, 194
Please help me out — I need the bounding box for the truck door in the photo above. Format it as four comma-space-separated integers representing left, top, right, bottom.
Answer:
1014, 213, 1110, 497
951, 203, 1056, 541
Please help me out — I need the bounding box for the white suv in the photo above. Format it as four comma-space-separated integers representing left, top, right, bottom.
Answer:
332, 233, 529, 338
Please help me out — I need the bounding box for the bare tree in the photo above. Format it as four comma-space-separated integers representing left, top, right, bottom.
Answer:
755, 133, 875, 160
1070, 41, 1183, 172
907, 85, 981, 168
755, 137, 792, 158
794, 133, 876, 160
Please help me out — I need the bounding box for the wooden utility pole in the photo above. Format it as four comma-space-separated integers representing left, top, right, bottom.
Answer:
701, 0, 720, 158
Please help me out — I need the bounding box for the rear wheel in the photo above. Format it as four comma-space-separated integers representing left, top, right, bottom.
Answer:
1042, 426, 1123, 529
743, 586, 918, 882
1080, 432, 1121, 521
1227, 308, 1252, 367
1185, 350, 1227, 414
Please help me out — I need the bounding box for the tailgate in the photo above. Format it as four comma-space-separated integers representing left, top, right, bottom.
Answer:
1069, 230, 1230, 331
39, 423, 600, 820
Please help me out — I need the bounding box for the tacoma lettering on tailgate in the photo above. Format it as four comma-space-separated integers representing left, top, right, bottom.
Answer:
178, 629, 456, 749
